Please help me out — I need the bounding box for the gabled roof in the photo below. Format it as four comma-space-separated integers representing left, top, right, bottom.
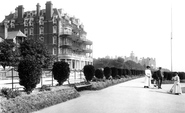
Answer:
6, 30, 27, 39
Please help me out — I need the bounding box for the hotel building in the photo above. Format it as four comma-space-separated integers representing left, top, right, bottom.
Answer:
0, 1, 93, 70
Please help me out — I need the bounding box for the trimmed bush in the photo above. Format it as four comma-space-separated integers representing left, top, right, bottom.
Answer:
104, 67, 111, 79
18, 59, 42, 94
83, 65, 95, 81
52, 61, 70, 85
0, 87, 79, 113
111, 67, 118, 78
95, 69, 104, 79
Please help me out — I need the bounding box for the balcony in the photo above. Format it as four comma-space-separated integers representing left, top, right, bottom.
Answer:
59, 43, 72, 48
83, 48, 93, 53
83, 39, 93, 45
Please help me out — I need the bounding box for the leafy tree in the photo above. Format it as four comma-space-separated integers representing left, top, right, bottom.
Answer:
19, 39, 53, 68
52, 61, 70, 85
0, 39, 16, 69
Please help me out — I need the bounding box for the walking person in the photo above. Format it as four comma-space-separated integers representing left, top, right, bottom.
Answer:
144, 66, 152, 88
156, 67, 163, 89
169, 72, 182, 95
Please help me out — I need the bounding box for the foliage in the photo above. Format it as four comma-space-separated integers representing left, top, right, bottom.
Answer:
0, 88, 21, 99
18, 59, 42, 94
104, 67, 111, 79
111, 67, 118, 78
0, 87, 79, 113
95, 69, 104, 79
19, 39, 53, 68
93, 57, 144, 70
0, 39, 16, 69
52, 61, 70, 85
83, 65, 95, 81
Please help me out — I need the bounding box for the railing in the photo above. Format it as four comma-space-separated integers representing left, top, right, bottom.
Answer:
0, 68, 86, 90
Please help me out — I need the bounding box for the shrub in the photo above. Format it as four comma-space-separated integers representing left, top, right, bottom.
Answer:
95, 69, 104, 79
178, 72, 185, 80
111, 67, 118, 78
0, 88, 21, 99
52, 61, 70, 85
83, 65, 95, 81
0, 87, 79, 113
18, 59, 42, 94
104, 67, 111, 79
118, 68, 123, 77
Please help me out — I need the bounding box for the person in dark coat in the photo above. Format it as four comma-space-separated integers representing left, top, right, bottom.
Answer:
152, 71, 158, 87
156, 67, 163, 89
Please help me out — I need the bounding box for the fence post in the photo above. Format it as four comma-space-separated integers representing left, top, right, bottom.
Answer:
52, 71, 53, 86
12, 68, 14, 90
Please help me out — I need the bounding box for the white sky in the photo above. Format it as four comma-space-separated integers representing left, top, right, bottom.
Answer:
0, 0, 185, 72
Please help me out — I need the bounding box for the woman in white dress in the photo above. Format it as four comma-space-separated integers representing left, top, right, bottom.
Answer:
170, 72, 182, 95
144, 66, 152, 88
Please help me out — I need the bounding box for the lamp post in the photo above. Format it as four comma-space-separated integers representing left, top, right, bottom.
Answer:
171, 5, 173, 72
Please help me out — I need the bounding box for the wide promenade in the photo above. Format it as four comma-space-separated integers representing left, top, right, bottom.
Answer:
34, 77, 185, 113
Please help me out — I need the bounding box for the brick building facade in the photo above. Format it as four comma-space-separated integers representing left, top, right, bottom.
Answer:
0, 1, 93, 70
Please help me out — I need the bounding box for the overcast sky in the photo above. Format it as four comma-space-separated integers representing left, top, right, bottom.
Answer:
0, 0, 185, 71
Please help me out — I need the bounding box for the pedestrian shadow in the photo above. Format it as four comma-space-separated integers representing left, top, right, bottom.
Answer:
119, 86, 145, 89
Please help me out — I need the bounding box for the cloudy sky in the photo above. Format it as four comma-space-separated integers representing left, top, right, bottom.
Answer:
0, 0, 185, 71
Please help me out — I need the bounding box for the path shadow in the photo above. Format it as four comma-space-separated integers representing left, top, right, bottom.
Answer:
119, 86, 145, 89
149, 90, 173, 95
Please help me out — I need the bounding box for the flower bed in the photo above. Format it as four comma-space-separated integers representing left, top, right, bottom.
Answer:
0, 86, 80, 113
89, 75, 143, 90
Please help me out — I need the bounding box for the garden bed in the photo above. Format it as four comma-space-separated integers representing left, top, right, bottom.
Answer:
0, 86, 80, 113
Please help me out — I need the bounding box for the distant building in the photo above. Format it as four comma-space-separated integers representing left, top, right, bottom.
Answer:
124, 51, 156, 69
0, 1, 93, 70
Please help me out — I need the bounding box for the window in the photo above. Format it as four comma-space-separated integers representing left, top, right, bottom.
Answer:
53, 26, 57, 33
39, 17, 44, 25
24, 28, 28, 36
53, 47, 57, 55
29, 18, 34, 26
39, 36, 44, 42
53, 16, 57, 24
39, 27, 44, 34
53, 36, 57, 44
24, 19, 28, 26
29, 28, 34, 35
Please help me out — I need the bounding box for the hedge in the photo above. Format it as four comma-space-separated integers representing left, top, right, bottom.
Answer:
0, 86, 80, 113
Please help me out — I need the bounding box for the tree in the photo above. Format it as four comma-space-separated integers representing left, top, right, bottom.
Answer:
83, 65, 95, 81
0, 39, 16, 69
18, 58, 42, 94
52, 61, 70, 85
19, 39, 53, 68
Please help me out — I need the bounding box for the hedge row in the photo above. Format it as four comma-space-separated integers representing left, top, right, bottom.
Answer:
162, 72, 185, 80
83, 65, 145, 81
0, 86, 80, 113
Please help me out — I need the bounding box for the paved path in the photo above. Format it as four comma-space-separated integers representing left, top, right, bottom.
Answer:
33, 78, 185, 113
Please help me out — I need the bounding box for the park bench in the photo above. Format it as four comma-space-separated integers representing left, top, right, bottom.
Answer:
74, 83, 92, 91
